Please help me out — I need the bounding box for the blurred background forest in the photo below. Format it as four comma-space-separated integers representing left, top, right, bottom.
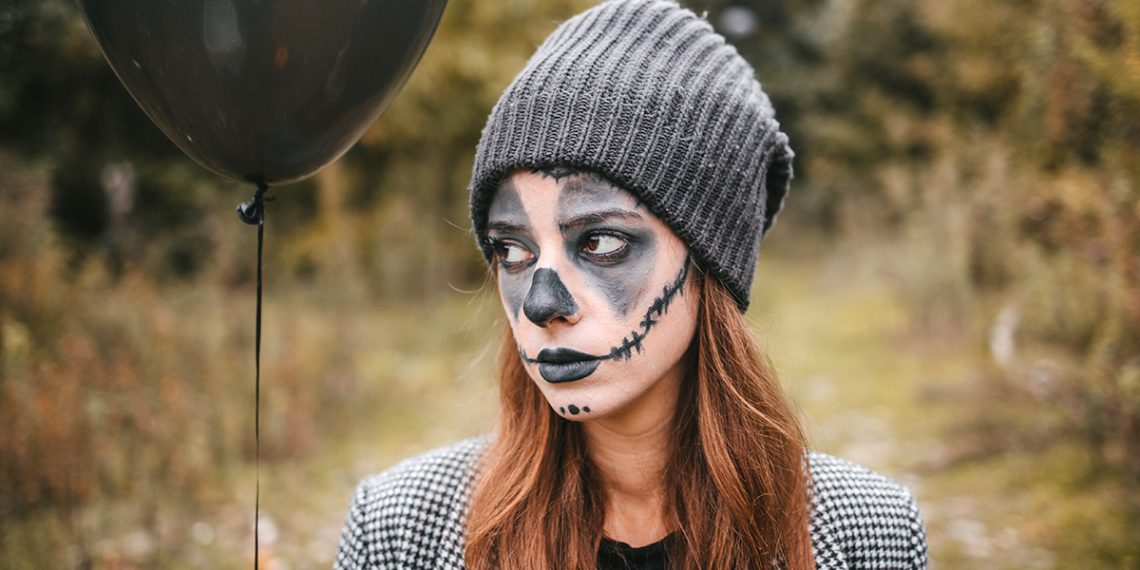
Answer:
1, 0, 1138, 567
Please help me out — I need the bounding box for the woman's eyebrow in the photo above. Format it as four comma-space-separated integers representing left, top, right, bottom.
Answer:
486, 220, 531, 235
558, 208, 643, 231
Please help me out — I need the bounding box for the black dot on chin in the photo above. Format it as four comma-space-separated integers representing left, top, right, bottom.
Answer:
568, 404, 580, 415
583, 406, 591, 413
560, 407, 566, 414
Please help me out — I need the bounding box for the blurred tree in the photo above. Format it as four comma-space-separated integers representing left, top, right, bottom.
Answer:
0, 0, 239, 277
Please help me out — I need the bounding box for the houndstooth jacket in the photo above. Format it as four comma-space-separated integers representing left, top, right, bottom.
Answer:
334, 438, 928, 569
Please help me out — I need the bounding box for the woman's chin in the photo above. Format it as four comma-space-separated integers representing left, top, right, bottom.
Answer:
533, 375, 610, 420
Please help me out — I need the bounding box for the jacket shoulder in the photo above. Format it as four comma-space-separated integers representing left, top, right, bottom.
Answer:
807, 451, 929, 569
334, 437, 487, 570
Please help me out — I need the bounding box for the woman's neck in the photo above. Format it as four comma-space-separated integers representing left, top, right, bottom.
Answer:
582, 360, 684, 547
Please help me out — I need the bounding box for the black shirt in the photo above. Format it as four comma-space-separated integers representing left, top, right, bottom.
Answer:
597, 534, 673, 570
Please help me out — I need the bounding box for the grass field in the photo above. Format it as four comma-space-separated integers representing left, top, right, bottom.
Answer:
3, 244, 1137, 568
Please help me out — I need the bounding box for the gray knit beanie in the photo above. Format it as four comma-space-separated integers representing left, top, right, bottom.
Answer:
468, 0, 793, 311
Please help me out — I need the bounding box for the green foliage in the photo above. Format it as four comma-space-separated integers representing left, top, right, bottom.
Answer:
705, 0, 1139, 477
719, 0, 1140, 562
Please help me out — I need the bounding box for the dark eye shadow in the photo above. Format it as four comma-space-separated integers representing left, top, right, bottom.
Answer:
555, 178, 656, 317
488, 179, 536, 322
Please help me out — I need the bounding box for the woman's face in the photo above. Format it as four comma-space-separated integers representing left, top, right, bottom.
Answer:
486, 169, 699, 421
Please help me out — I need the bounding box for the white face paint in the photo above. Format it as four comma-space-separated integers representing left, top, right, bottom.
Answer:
485, 169, 699, 420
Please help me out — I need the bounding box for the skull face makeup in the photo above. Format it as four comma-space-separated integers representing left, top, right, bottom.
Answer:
486, 169, 699, 420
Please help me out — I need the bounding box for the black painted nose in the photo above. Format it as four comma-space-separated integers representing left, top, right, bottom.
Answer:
523, 268, 578, 326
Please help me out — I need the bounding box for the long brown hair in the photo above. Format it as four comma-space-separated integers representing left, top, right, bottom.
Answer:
465, 269, 814, 569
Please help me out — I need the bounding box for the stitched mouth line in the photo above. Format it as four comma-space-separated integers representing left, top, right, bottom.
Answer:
518, 256, 690, 365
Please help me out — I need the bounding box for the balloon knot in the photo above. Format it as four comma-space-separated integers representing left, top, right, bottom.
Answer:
237, 183, 271, 225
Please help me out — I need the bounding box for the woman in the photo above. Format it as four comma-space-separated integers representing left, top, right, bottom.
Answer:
335, 1, 928, 568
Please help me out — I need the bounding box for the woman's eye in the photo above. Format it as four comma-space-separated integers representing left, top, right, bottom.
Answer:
491, 239, 534, 268
581, 233, 629, 258
502, 243, 530, 263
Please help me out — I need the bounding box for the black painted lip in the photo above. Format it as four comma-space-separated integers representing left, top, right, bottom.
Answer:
532, 348, 602, 383
533, 346, 606, 383
538, 360, 602, 383
534, 347, 601, 364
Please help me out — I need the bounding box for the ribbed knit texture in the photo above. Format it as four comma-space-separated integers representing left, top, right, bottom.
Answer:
468, 0, 793, 310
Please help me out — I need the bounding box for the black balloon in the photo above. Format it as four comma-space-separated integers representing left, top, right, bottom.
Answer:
78, 0, 447, 185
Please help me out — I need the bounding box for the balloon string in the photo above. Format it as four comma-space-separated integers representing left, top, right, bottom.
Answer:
255, 200, 262, 570
237, 183, 270, 570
